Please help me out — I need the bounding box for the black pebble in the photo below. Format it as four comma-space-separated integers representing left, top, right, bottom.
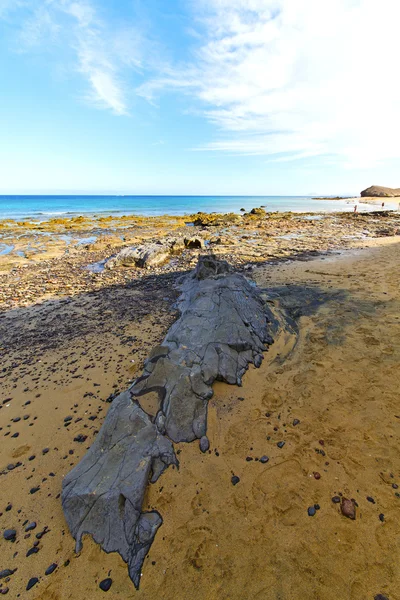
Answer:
314, 504, 320, 511
5, 504, 12, 512
260, 455, 269, 464
45, 563, 57, 576
277, 441, 285, 449
0, 569, 16, 578
307, 506, 316, 517
293, 419, 300, 426
379, 513, 385, 522
25, 522, 37, 532
26, 547, 39, 557
332, 496, 341, 504
74, 434, 87, 443
26, 577, 39, 591
99, 578, 113, 592
3, 529, 16, 541
366, 496, 376, 504
30, 487, 40, 494
374, 595, 389, 600
231, 475, 240, 486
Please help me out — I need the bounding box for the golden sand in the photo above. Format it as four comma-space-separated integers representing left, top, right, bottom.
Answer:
1, 239, 399, 599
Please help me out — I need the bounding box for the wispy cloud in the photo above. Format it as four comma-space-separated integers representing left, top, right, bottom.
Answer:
139, 0, 400, 166
3, 0, 143, 115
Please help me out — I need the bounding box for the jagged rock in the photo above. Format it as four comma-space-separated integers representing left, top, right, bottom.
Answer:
184, 236, 205, 249
104, 236, 205, 270
62, 392, 178, 589
130, 254, 276, 442
62, 255, 278, 589
249, 207, 267, 216
192, 212, 242, 226
361, 185, 400, 198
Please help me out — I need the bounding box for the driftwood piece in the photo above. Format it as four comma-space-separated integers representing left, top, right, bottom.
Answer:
62, 255, 277, 588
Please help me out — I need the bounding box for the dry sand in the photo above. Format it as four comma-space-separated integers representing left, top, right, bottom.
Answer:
1, 238, 400, 599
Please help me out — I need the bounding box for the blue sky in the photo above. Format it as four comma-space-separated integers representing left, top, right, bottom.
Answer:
1, 0, 400, 195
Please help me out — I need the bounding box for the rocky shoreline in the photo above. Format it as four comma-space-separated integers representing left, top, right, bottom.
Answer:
1, 209, 399, 311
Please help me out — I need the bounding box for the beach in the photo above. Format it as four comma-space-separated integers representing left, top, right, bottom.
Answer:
1, 209, 400, 599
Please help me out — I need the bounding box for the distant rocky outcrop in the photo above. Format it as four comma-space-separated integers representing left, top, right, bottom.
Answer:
361, 186, 400, 198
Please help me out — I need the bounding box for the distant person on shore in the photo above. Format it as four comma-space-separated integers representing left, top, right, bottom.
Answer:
354, 205, 358, 213
382, 202, 385, 208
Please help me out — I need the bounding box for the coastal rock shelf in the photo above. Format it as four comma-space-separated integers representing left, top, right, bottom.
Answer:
62, 255, 279, 588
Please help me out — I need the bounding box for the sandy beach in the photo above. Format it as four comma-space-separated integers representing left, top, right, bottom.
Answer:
1, 211, 400, 599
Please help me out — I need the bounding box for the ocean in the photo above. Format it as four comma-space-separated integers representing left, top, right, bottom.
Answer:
0, 194, 387, 220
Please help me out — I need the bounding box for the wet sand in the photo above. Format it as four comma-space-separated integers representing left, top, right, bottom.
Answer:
1, 223, 400, 598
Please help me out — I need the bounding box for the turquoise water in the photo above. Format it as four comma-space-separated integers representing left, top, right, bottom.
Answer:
0, 194, 384, 220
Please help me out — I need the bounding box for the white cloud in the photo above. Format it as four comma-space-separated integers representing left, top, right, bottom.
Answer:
4, 0, 143, 115
139, 0, 400, 166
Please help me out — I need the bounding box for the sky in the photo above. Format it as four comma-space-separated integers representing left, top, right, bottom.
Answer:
1, 0, 400, 195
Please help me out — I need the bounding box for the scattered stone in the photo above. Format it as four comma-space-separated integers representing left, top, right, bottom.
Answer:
374, 595, 389, 600
332, 496, 341, 504
231, 475, 240, 486
99, 578, 113, 592
314, 472, 321, 480
25, 522, 37, 532
277, 441, 285, 449
0, 570, 15, 579
3, 529, 16, 541
307, 506, 316, 517
199, 436, 209, 453
26, 547, 39, 557
341, 498, 356, 520
260, 455, 269, 464
45, 563, 57, 576
292, 419, 300, 426
30, 486, 40, 494
73, 434, 87, 443
5, 504, 12, 512
366, 496, 376, 504
26, 578, 39, 591
379, 513, 385, 522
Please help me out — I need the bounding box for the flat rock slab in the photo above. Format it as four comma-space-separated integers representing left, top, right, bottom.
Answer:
62, 255, 278, 588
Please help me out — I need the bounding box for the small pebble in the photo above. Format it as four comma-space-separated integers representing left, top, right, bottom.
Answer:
307, 506, 316, 517
74, 434, 87, 443
199, 436, 209, 454
45, 563, 57, 576
99, 578, 113, 592
30, 487, 40, 494
231, 475, 240, 486
26, 547, 39, 557
26, 577, 39, 591
3, 530, 16, 541
379, 513, 385, 522
25, 522, 37, 532
0, 570, 15, 579
341, 498, 356, 520
277, 441, 285, 449
366, 496, 376, 504
0, 587, 9, 594
314, 472, 321, 480
374, 595, 389, 600
260, 455, 269, 464
332, 496, 341, 504
293, 419, 300, 426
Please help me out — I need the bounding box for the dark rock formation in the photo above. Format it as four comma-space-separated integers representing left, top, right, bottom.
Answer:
62, 255, 278, 588
361, 185, 400, 198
